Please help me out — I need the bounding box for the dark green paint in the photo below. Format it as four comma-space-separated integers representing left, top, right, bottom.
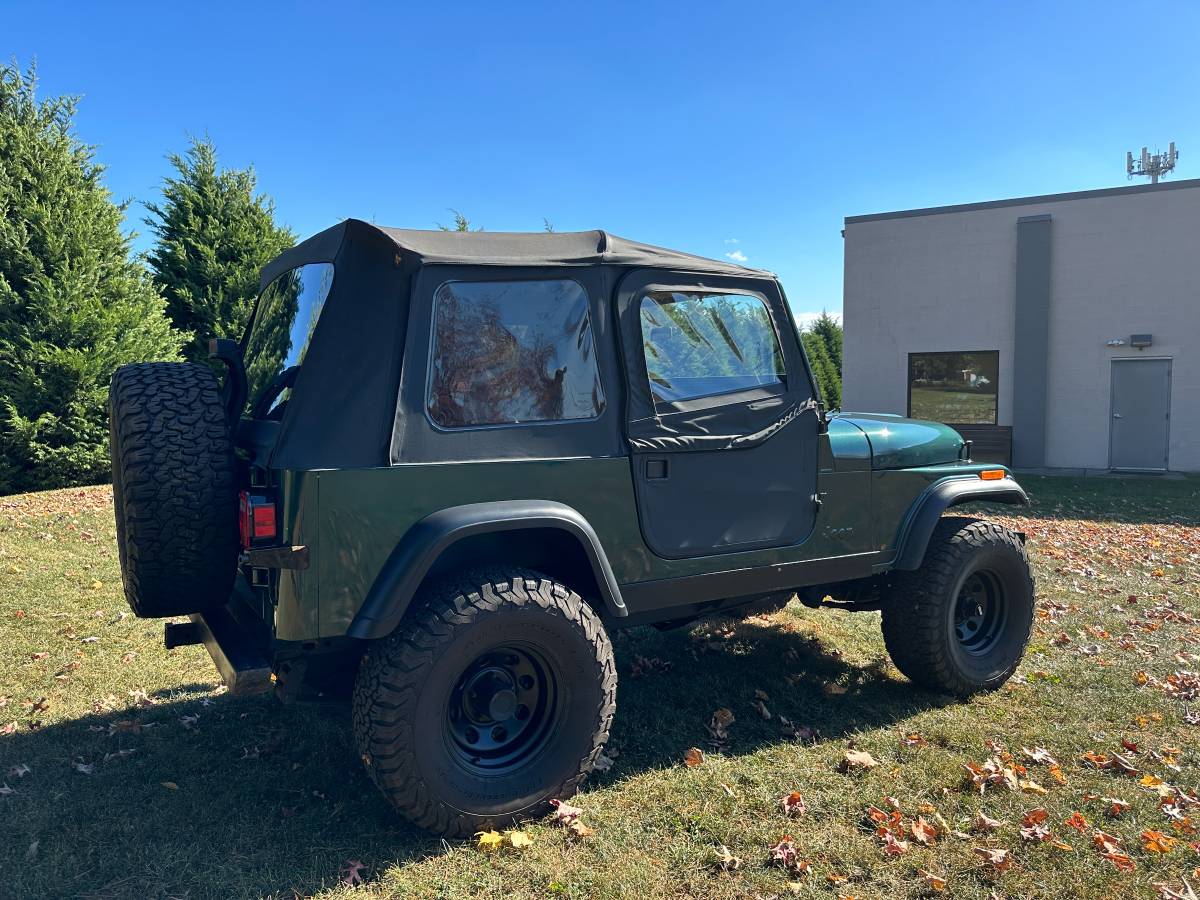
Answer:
269, 416, 1013, 642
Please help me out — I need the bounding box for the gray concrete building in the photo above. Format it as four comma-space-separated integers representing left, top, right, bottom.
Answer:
842, 179, 1199, 472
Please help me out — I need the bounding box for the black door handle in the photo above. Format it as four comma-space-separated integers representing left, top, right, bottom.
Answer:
645, 458, 669, 480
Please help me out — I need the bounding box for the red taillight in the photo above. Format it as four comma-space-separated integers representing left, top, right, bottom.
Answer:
239, 491, 278, 547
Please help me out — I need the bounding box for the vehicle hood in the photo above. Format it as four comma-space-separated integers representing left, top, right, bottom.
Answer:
832, 412, 964, 470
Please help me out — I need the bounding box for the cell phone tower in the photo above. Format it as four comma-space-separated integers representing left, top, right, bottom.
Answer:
1126, 143, 1179, 184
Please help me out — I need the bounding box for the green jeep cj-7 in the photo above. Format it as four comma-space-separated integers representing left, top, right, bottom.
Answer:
108, 222, 1033, 836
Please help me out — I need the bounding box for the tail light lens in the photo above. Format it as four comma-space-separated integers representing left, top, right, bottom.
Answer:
239, 491, 278, 547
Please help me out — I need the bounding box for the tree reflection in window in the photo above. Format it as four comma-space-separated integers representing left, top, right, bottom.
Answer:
243, 263, 334, 417
427, 279, 605, 428
640, 292, 786, 408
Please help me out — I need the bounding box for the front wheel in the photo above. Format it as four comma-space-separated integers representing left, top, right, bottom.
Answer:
881, 517, 1034, 696
352, 570, 617, 837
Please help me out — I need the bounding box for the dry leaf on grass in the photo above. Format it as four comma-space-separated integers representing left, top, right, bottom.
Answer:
973, 810, 1005, 833
910, 816, 938, 845
1020, 808, 1050, 842
1142, 830, 1180, 854
973, 846, 1013, 871
340, 859, 367, 886
840, 749, 879, 772
712, 844, 741, 872
505, 830, 534, 850
779, 791, 807, 818
684, 747, 705, 767
919, 869, 947, 891
476, 830, 504, 852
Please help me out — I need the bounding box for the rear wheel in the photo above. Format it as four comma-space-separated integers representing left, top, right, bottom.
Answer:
881, 517, 1034, 696
108, 362, 239, 618
352, 570, 616, 837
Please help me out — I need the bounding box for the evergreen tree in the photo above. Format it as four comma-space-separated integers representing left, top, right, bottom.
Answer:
145, 137, 294, 360
802, 330, 841, 409
810, 310, 843, 375
0, 62, 184, 492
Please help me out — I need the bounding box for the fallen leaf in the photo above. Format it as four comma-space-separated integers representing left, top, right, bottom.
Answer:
779, 791, 807, 818
548, 798, 584, 826
73, 761, 94, 775
713, 844, 741, 872
684, 747, 705, 767
1143, 830, 1180, 854
973, 810, 1005, 833
841, 749, 879, 772
768, 835, 799, 871
1020, 807, 1051, 842
911, 816, 938, 845
340, 859, 367, 885
919, 869, 947, 892
973, 846, 1013, 871
1023, 746, 1058, 766
1065, 811, 1089, 831
476, 830, 504, 852
160, 781, 178, 790
506, 830, 534, 850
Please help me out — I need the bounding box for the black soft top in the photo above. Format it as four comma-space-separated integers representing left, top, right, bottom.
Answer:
259, 220, 765, 290
250, 219, 782, 471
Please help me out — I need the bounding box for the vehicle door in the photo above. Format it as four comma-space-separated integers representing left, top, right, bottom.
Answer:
616, 270, 822, 559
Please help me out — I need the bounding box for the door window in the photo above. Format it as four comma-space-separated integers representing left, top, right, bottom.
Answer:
639, 291, 785, 410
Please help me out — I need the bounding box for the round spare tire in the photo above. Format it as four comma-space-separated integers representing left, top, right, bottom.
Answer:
108, 362, 239, 618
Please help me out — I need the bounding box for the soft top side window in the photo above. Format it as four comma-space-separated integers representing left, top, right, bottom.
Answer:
243, 262, 335, 418
639, 291, 786, 410
427, 278, 606, 428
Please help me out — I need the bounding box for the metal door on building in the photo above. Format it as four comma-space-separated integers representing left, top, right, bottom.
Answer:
1110, 358, 1171, 471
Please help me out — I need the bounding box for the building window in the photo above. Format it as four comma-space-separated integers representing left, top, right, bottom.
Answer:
907, 351, 998, 424
639, 291, 786, 409
427, 279, 605, 428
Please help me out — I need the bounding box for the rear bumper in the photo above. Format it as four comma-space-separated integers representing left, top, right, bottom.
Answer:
188, 606, 273, 696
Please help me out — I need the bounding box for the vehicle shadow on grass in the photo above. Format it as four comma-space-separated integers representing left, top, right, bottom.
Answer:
0, 613, 939, 900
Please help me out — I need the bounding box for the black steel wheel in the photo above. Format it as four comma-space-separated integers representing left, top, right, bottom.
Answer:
352, 570, 616, 837
882, 517, 1034, 696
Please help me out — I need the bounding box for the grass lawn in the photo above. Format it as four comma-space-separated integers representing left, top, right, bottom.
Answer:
2, 476, 1199, 899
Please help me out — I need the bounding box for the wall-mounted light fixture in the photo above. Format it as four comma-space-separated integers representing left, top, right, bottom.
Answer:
1130, 334, 1153, 349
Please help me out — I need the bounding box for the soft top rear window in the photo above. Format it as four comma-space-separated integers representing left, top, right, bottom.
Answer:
243, 263, 335, 417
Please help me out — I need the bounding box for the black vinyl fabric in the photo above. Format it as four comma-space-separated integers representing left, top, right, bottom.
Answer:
246, 221, 411, 470
247, 221, 785, 470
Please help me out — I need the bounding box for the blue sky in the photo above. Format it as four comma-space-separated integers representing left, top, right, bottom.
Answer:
9, 1, 1200, 321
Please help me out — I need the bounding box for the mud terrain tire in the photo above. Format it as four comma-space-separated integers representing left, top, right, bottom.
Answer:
353, 570, 617, 837
108, 362, 239, 618
882, 516, 1034, 696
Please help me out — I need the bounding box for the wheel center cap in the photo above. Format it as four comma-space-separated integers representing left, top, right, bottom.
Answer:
488, 688, 518, 720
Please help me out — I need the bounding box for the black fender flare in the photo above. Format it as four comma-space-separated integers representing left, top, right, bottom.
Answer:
892, 476, 1029, 571
346, 500, 627, 640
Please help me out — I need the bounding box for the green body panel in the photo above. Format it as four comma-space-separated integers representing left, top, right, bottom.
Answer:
834, 413, 964, 470
267, 420, 1009, 641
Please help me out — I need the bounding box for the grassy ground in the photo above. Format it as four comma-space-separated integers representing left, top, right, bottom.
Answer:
1, 476, 1198, 899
